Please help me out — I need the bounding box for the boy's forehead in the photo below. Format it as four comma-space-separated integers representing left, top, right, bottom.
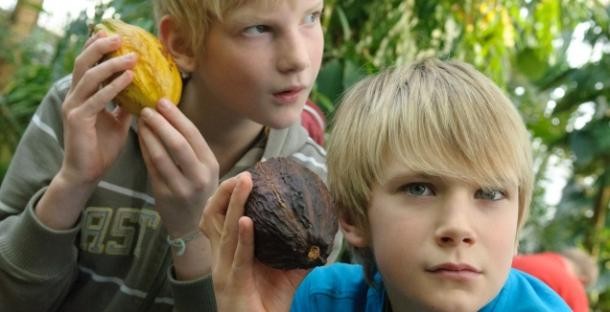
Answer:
379, 153, 518, 188
222, 0, 321, 19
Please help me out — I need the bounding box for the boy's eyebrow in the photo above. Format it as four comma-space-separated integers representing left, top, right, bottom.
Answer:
382, 171, 437, 185
383, 171, 516, 189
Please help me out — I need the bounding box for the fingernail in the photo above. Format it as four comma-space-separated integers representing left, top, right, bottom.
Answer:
157, 98, 171, 110
140, 107, 153, 119
125, 52, 137, 61
235, 174, 246, 189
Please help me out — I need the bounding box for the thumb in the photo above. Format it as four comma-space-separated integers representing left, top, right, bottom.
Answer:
232, 216, 256, 277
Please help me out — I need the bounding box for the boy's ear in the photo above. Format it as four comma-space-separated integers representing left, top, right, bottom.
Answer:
158, 15, 196, 72
513, 239, 519, 256
339, 215, 369, 248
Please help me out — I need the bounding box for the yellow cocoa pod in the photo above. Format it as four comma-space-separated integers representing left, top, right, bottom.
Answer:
93, 19, 182, 115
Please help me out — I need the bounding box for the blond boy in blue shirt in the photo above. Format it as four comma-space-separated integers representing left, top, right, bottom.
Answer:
202, 58, 570, 311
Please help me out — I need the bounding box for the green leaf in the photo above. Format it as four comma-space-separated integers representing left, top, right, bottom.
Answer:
315, 59, 344, 105
342, 60, 366, 90
515, 48, 548, 81
569, 130, 596, 167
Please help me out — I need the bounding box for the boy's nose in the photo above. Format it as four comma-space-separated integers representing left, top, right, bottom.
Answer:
277, 31, 310, 73
435, 227, 476, 247
434, 198, 476, 247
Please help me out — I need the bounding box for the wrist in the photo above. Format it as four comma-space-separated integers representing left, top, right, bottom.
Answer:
170, 234, 212, 280
56, 165, 101, 188
167, 229, 202, 256
35, 173, 97, 230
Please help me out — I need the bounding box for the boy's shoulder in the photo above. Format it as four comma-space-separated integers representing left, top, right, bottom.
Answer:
266, 123, 326, 158
291, 263, 384, 312
48, 75, 72, 99
481, 268, 571, 312
299, 263, 368, 293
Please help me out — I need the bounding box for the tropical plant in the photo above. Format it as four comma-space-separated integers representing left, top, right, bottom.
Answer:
1, 0, 610, 309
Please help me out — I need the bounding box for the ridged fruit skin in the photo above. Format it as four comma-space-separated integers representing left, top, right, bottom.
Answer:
245, 157, 337, 270
93, 19, 182, 115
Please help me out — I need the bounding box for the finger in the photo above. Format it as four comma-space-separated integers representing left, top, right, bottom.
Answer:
71, 52, 137, 106
156, 99, 216, 165
232, 216, 255, 276
68, 69, 134, 119
138, 123, 163, 182
201, 177, 239, 247
95, 103, 133, 138
112, 104, 132, 127
73, 35, 122, 84
224, 173, 252, 234
137, 117, 193, 194
138, 120, 183, 189
200, 177, 237, 233
84, 31, 103, 49
219, 173, 252, 263
139, 107, 210, 183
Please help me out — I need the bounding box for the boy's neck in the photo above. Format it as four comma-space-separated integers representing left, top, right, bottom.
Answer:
210, 124, 266, 177
180, 84, 265, 176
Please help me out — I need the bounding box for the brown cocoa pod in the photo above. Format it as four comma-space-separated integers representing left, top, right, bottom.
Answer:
245, 157, 337, 270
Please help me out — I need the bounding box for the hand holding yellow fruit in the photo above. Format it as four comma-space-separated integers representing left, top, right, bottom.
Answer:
92, 19, 182, 115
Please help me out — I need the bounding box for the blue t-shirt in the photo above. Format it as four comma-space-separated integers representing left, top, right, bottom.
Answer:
290, 263, 570, 312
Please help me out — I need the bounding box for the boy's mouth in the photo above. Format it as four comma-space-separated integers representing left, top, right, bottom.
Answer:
427, 263, 481, 272
274, 86, 305, 95
426, 263, 482, 280
273, 86, 305, 104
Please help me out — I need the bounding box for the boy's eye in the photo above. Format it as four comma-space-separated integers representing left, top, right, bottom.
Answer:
475, 189, 505, 201
243, 25, 270, 36
304, 11, 322, 25
401, 183, 434, 196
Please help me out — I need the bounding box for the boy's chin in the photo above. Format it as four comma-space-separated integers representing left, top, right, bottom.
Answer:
261, 112, 303, 130
416, 299, 486, 312
395, 286, 495, 312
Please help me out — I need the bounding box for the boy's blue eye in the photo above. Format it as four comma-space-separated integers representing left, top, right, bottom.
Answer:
401, 183, 434, 196
304, 11, 321, 25
475, 189, 505, 201
243, 25, 270, 36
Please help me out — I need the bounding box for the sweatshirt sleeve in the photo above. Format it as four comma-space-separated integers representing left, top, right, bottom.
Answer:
166, 267, 216, 312
0, 77, 80, 311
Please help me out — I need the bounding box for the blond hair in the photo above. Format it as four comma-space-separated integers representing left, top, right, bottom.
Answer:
560, 248, 599, 288
152, 0, 279, 58
327, 58, 533, 280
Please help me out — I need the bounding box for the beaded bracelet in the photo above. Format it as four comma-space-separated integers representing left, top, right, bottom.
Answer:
166, 230, 201, 256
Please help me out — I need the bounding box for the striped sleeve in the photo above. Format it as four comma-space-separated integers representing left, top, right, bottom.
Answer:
0, 76, 80, 311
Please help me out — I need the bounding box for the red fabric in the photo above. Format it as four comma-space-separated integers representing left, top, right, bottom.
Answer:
512, 253, 589, 312
300, 100, 326, 145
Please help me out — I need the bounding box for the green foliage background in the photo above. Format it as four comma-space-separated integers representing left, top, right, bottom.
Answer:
2, 0, 610, 310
